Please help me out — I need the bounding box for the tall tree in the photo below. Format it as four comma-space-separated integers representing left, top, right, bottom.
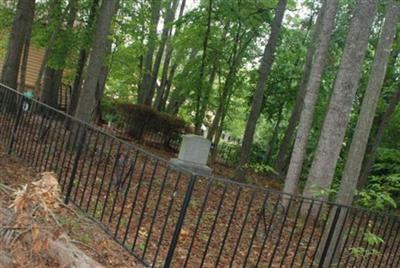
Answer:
283, 0, 338, 196
265, 101, 285, 164
303, 0, 378, 200
148, 0, 180, 105
74, 0, 119, 123
138, 0, 162, 105
207, 22, 243, 141
68, 0, 100, 116
34, 0, 64, 94
165, 49, 198, 114
1, 0, 35, 90
234, 0, 287, 181
40, 0, 78, 108
154, 0, 187, 111
194, 0, 214, 134
315, 5, 399, 265
273, 4, 324, 176
337, 0, 399, 206
18, 10, 34, 91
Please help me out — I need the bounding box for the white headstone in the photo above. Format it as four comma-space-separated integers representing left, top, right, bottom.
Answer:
170, 134, 212, 176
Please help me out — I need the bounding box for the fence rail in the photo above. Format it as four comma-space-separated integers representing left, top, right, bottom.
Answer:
0, 83, 399, 267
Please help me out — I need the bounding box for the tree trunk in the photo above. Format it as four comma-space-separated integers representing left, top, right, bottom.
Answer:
18, 17, 33, 92
165, 49, 198, 114
148, 0, 180, 105
68, 0, 100, 116
94, 58, 111, 124
211, 91, 233, 161
283, 0, 338, 196
234, 0, 287, 181
138, 0, 162, 105
1, 0, 35, 90
154, 0, 187, 111
337, 0, 399, 207
303, 0, 378, 200
161, 64, 177, 111
194, 0, 214, 134
273, 6, 324, 175
265, 103, 285, 164
74, 0, 119, 124
41, 69, 63, 108
358, 88, 400, 188
315, 5, 399, 265
207, 22, 243, 141
198, 60, 218, 133
40, 0, 77, 108
34, 0, 65, 95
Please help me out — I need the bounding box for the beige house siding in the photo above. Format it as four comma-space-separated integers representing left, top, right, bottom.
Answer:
0, 46, 45, 90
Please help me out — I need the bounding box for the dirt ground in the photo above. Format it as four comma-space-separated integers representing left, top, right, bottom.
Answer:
0, 145, 143, 268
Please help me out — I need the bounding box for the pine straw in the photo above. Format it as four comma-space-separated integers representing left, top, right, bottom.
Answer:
0, 148, 142, 268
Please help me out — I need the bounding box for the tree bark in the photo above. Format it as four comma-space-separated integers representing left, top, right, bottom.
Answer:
138, 0, 162, 105
94, 58, 110, 124
148, 0, 180, 105
234, 0, 287, 181
283, 0, 338, 196
68, 0, 100, 116
161, 63, 177, 111
194, 0, 214, 134
273, 6, 324, 175
74, 0, 119, 124
337, 0, 399, 207
315, 5, 399, 265
18, 16, 33, 92
265, 102, 285, 164
1, 0, 35, 90
34, 0, 65, 95
165, 49, 198, 114
207, 22, 242, 141
40, 0, 77, 108
303, 0, 378, 200
154, 0, 187, 111
358, 88, 400, 188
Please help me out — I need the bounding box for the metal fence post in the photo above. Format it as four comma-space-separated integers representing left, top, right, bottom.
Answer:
64, 126, 86, 204
318, 206, 342, 268
8, 95, 24, 154
164, 174, 197, 267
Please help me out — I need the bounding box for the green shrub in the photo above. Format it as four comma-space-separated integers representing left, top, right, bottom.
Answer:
355, 148, 400, 211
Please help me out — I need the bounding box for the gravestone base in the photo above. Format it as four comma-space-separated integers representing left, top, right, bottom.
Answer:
170, 158, 212, 177
169, 134, 213, 177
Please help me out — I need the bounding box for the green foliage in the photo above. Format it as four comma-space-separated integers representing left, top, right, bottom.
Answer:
357, 148, 400, 210
0, 5, 13, 60
350, 231, 383, 259
356, 173, 400, 210
370, 148, 400, 176
246, 163, 277, 175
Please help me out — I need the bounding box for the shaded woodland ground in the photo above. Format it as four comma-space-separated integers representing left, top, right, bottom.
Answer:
0, 143, 142, 267
0, 102, 399, 267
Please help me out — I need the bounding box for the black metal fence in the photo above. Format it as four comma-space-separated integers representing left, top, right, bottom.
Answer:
0, 83, 399, 267
100, 120, 182, 153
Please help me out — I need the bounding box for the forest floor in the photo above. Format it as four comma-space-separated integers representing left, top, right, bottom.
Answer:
0, 144, 143, 268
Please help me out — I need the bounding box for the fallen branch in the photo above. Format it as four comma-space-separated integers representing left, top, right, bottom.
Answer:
0, 173, 105, 268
